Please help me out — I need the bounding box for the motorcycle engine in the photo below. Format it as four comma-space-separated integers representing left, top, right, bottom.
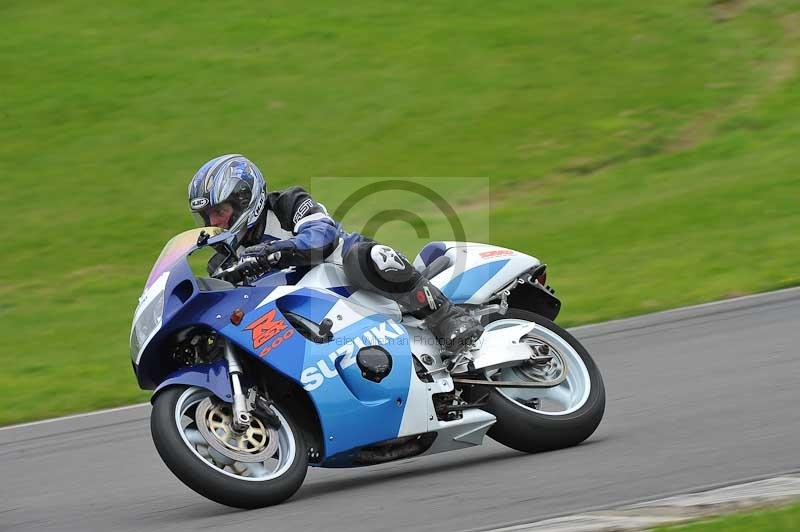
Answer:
172, 329, 222, 366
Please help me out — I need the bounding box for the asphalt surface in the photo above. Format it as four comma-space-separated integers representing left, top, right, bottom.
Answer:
2, 288, 799, 532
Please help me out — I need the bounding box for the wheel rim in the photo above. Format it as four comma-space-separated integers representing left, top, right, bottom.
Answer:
174, 387, 297, 481
484, 319, 591, 416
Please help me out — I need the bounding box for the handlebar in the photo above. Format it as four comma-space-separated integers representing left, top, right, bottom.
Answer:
214, 256, 267, 285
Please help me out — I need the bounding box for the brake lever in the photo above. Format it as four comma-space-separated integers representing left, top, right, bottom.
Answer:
216, 257, 266, 286
213, 265, 243, 285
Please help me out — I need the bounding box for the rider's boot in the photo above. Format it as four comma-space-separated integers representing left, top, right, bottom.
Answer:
398, 277, 484, 353
343, 241, 484, 353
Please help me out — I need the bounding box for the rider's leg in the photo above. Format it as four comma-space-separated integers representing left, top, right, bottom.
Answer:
342, 241, 483, 352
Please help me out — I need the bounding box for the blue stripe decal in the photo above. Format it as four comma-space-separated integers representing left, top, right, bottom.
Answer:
327, 286, 352, 297
441, 260, 510, 302
278, 293, 339, 324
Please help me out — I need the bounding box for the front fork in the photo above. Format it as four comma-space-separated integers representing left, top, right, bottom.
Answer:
224, 340, 252, 432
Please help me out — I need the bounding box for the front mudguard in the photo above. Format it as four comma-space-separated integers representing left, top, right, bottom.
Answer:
151, 359, 233, 404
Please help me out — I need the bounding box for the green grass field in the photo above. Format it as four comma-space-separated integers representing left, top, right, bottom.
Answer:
655, 501, 800, 531
1, 0, 798, 425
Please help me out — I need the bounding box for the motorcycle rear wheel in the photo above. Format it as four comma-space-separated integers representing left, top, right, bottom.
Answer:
480, 309, 605, 453
151, 385, 308, 508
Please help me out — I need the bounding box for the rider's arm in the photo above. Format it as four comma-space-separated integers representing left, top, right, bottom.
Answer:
248, 187, 340, 268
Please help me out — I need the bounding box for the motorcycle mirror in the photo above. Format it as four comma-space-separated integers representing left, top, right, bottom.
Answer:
196, 230, 211, 247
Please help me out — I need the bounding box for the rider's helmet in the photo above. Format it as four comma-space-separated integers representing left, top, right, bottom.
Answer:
188, 154, 266, 243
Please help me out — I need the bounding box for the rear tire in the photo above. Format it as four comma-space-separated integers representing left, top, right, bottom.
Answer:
481, 309, 605, 453
151, 386, 308, 508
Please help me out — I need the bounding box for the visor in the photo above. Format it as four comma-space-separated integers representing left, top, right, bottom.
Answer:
191, 201, 243, 230
191, 210, 211, 227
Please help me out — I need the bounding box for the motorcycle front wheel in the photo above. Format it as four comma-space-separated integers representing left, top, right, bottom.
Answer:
150, 385, 308, 508
480, 309, 605, 453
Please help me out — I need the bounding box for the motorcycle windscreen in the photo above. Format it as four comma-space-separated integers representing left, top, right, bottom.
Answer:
145, 227, 224, 289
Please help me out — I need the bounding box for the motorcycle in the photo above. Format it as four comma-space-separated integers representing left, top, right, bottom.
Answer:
130, 227, 605, 508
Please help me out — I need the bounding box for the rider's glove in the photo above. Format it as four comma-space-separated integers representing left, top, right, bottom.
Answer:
241, 243, 283, 270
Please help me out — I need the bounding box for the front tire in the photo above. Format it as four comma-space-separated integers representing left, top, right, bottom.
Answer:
480, 309, 605, 453
151, 385, 308, 509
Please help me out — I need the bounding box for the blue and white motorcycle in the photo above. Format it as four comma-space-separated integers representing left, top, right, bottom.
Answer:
130, 227, 605, 508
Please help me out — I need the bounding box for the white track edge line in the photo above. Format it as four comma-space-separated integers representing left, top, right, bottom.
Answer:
569, 285, 800, 334
482, 473, 800, 532
0, 402, 150, 432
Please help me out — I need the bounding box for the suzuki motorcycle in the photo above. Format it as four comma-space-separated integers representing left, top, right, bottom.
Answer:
130, 227, 605, 508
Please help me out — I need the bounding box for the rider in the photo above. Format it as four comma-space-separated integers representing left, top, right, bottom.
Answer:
187, 154, 483, 351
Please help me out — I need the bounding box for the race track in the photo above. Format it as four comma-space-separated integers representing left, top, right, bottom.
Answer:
2, 288, 799, 532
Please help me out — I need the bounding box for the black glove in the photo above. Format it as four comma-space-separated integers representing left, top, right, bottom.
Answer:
241, 243, 283, 269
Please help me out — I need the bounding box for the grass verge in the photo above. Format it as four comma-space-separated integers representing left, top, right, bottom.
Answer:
655, 500, 800, 531
1, 1, 798, 424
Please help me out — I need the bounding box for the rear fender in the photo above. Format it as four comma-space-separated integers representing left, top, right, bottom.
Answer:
506, 280, 561, 321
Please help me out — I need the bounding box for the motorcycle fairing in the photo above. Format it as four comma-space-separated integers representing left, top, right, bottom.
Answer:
133, 274, 276, 388
414, 242, 542, 304
138, 279, 418, 461
273, 290, 341, 324
219, 297, 415, 461
440, 259, 511, 301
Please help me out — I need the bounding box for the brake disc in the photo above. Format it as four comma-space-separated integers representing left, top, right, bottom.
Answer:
195, 397, 279, 463
513, 338, 567, 386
